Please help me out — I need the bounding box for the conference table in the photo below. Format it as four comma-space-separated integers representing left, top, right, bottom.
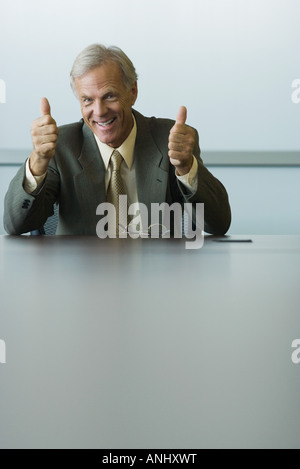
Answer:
0, 234, 299, 449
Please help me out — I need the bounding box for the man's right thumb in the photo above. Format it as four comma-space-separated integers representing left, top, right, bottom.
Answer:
40, 97, 51, 116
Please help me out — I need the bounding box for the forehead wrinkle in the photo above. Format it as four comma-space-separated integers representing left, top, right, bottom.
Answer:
77, 79, 121, 99
75, 63, 126, 99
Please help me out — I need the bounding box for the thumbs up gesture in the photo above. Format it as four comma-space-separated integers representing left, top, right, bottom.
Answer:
29, 97, 59, 176
168, 106, 195, 176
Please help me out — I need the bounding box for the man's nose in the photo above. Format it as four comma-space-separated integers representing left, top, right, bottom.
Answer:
94, 100, 107, 116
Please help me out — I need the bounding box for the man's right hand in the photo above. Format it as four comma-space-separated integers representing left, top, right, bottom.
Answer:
29, 97, 59, 176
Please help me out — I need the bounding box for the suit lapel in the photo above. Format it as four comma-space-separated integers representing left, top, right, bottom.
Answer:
73, 123, 106, 223
133, 110, 169, 212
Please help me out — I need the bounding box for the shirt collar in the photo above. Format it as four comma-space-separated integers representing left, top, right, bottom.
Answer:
93, 114, 137, 170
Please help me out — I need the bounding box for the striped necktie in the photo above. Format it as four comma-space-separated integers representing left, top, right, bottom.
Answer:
106, 150, 128, 236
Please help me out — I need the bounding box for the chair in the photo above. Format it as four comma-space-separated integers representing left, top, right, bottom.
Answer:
31, 204, 59, 235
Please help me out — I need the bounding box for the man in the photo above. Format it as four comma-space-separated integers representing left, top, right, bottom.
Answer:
4, 43, 231, 236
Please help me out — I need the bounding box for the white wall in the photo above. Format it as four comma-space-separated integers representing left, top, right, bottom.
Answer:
0, 0, 300, 151
210, 166, 300, 235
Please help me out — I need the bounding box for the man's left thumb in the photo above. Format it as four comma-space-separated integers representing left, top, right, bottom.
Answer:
176, 106, 187, 125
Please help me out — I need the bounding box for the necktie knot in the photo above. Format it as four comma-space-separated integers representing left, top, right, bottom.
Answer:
110, 150, 123, 171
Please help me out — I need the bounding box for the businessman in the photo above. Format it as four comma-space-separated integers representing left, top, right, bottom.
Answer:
4, 43, 231, 236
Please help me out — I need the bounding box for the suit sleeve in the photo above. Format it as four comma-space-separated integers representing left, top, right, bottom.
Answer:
3, 160, 60, 235
177, 130, 231, 235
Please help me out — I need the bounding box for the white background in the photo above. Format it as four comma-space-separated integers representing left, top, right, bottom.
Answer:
0, 0, 299, 151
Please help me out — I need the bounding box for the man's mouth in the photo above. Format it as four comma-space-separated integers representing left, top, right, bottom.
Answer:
95, 117, 116, 128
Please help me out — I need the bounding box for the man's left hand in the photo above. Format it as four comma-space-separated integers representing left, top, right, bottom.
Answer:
168, 106, 196, 176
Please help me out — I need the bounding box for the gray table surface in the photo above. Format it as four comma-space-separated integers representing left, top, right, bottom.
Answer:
0, 235, 300, 449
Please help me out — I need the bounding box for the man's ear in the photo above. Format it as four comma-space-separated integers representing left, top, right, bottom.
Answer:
131, 81, 138, 105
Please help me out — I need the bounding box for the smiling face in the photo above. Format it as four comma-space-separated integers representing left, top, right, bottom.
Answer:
75, 61, 138, 148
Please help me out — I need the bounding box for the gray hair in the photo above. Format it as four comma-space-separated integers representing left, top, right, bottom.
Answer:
70, 43, 138, 96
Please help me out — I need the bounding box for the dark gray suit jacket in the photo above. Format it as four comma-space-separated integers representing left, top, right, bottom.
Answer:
4, 109, 231, 235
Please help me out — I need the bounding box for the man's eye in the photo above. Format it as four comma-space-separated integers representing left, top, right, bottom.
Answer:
83, 98, 92, 104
